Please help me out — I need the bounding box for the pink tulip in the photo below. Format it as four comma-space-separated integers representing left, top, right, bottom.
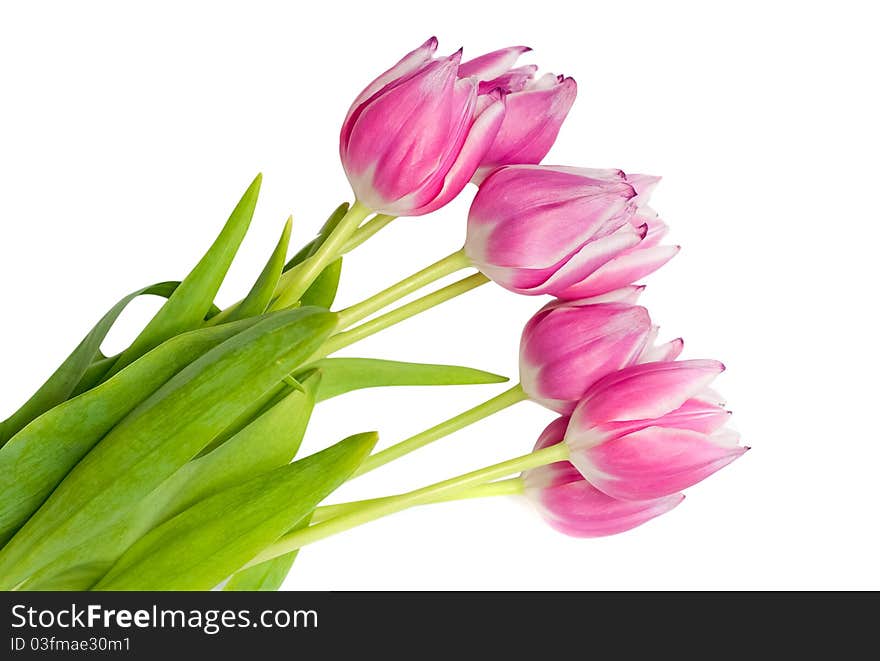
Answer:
340, 38, 518, 216
565, 360, 748, 501
523, 417, 684, 537
465, 165, 663, 297
519, 290, 682, 413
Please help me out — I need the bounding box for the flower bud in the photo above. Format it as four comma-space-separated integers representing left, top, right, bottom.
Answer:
520, 297, 654, 412
465, 165, 657, 297
340, 38, 515, 216
565, 360, 747, 501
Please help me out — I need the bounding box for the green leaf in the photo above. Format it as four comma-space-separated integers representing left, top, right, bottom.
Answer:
283, 203, 349, 273
306, 357, 509, 402
94, 432, 377, 591
224, 216, 293, 323
0, 307, 337, 589
0, 281, 187, 447
159, 370, 321, 518
222, 513, 311, 591
14, 371, 323, 591
300, 257, 342, 309
0, 316, 261, 545
106, 173, 262, 377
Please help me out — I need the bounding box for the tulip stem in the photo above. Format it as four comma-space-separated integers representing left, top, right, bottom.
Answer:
310, 478, 525, 524
354, 383, 527, 476
270, 200, 371, 310
246, 445, 567, 567
341, 214, 397, 253
336, 248, 471, 329
317, 272, 490, 357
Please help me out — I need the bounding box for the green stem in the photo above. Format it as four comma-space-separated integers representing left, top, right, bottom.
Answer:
246, 443, 567, 567
355, 383, 527, 476
341, 214, 397, 253
337, 248, 471, 329
316, 272, 490, 358
270, 201, 371, 310
310, 478, 524, 524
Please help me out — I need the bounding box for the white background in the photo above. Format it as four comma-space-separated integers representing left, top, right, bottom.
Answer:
1, 1, 878, 590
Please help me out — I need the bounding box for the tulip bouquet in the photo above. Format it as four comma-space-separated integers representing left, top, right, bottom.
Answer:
0, 38, 746, 591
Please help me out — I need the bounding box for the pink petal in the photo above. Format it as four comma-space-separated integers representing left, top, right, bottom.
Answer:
458, 45, 531, 80
529, 481, 684, 537
640, 337, 685, 363
572, 426, 747, 501
521, 223, 644, 296
403, 90, 506, 216
556, 244, 680, 299
590, 398, 731, 441
546, 285, 646, 307
575, 360, 726, 425
626, 173, 662, 206
341, 38, 439, 152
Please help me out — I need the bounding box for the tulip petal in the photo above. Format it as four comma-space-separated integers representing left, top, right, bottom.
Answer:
458, 45, 531, 80
575, 359, 725, 424
341, 37, 439, 149
556, 244, 680, 299
403, 90, 506, 216
529, 480, 684, 537
522, 223, 644, 296
626, 173, 662, 205
640, 337, 684, 363
572, 426, 747, 500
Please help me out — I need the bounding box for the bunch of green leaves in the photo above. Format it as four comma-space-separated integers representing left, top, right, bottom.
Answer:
0, 175, 506, 591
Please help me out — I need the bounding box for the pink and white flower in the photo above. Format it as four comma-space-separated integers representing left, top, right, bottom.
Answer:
519, 290, 683, 413
465, 165, 665, 297
565, 359, 747, 501
523, 417, 684, 537
344, 39, 564, 217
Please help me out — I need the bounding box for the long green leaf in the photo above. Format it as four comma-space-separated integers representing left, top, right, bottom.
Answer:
0, 316, 261, 545
0, 307, 337, 588
300, 257, 342, 309
225, 216, 293, 322
159, 370, 321, 518
306, 357, 509, 402
106, 173, 262, 377
16, 372, 323, 591
0, 281, 186, 446
94, 432, 377, 591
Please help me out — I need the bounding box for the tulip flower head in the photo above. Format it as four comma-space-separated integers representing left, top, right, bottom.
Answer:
339, 38, 515, 217
519, 289, 682, 413
523, 417, 684, 537
565, 359, 747, 501
465, 165, 668, 298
